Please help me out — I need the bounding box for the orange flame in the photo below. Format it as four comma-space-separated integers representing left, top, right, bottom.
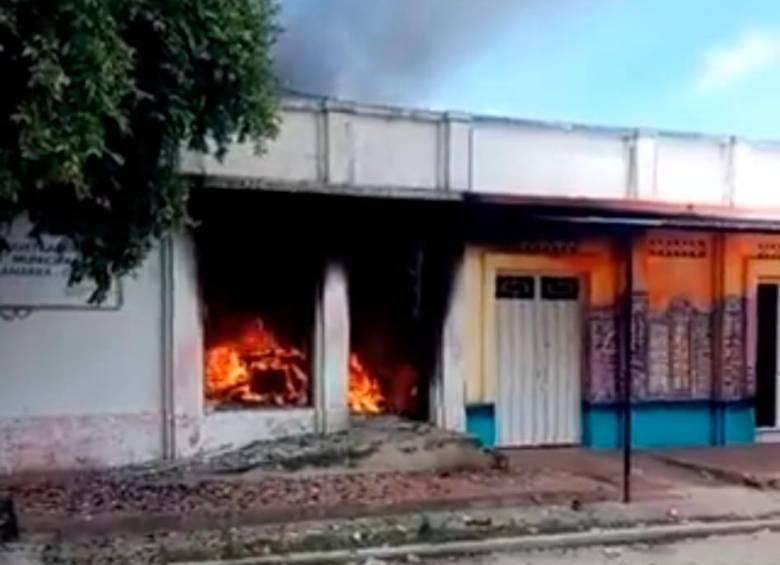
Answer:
205, 319, 309, 407
206, 318, 386, 413
348, 354, 386, 414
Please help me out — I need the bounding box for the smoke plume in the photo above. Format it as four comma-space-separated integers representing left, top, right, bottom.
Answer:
275, 0, 526, 106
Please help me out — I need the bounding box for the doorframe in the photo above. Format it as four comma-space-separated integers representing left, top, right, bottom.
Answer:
482, 253, 590, 446
747, 260, 780, 440
749, 276, 780, 436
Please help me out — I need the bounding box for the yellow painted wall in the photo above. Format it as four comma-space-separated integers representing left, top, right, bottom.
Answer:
464, 238, 620, 404
725, 234, 780, 296
465, 230, 780, 406
722, 233, 780, 384
633, 231, 716, 313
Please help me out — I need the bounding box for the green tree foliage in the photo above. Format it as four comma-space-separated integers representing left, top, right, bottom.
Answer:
0, 0, 279, 300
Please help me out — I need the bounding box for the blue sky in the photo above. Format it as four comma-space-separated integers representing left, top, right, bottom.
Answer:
278, 0, 780, 139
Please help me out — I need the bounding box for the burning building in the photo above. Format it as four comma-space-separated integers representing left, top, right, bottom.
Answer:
191, 192, 452, 432
4, 95, 780, 471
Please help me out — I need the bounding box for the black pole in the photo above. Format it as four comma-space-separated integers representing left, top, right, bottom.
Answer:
622, 231, 634, 504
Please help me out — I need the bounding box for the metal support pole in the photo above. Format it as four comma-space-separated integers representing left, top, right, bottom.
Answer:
622, 231, 634, 504
160, 235, 176, 460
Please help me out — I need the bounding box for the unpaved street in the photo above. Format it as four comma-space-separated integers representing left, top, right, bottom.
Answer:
422, 531, 780, 564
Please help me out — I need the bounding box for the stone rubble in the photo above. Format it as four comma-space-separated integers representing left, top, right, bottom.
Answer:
0, 417, 603, 538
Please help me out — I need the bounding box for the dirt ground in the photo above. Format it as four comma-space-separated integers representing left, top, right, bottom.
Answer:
0, 460, 608, 537
4, 438, 780, 543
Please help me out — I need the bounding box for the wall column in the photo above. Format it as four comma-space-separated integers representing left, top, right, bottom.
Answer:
433, 251, 468, 432
316, 261, 350, 433
169, 232, 205, 458
629, 131, 657, 200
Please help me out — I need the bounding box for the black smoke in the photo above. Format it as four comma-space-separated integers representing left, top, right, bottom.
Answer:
275, 0, 528, 106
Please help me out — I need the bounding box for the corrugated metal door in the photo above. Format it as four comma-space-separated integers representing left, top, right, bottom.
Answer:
495, 274, 582, 447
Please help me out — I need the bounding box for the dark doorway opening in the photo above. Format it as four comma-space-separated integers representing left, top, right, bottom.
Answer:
756, 283, 778, 428
346, 242, 428, 418
193, 196, 320, 411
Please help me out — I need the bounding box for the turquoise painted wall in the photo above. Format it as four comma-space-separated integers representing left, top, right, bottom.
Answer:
467, 402, 755, 449
582, 405, 620, 449
583, 402, 755, 449
466, 405, 495, 447
723, 403, 755, 444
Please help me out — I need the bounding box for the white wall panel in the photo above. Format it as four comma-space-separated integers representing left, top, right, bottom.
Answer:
0, 249, 163, 417
654, 138, 728, 205
200, 409, 316, 453
346, 115, 440, 188
179, 97, 780, 219
733, 145, 780, 208
472, 126, 628, 198
189, 110, 321, 183
0, 246, 165, 470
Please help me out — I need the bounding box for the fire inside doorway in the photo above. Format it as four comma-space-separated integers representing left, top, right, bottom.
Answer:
195, 218, 320, 411
195, 231, 403, 415
348, 248, 423, 417
346, 239, 454, 420
192, 192, 456, 423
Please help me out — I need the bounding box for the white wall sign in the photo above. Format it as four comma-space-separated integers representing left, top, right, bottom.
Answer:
0, 218, 121, 310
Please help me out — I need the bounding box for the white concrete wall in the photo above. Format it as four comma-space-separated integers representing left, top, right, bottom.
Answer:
316, 262, 350, 433
733, 143, 780, 209
328, 114, 441, 188
433, 251, 468, 433
0, 248, 165, 472
652, 137, 729, 205
182, 108, 322, 183
0, 231, 356, 472
181, 99, 455, 192
169, 234, 204, 458
180, 96, 780, 218
471, 125, 628, 198
199, 409, 316, 453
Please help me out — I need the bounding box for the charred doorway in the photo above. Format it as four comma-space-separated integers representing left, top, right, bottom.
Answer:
339, 203, 459, 421
192, 191, 460, 423
346, 240, 455, 420
194, 198, 320, 412
346, 243, 427, 417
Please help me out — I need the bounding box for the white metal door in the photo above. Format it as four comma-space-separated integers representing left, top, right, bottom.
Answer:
495, 274, 582, 447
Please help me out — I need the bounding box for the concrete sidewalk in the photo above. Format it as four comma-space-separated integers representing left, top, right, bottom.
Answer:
503, 448, 719, 500
652, 444, 780, 488
503, 444, 780, 498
